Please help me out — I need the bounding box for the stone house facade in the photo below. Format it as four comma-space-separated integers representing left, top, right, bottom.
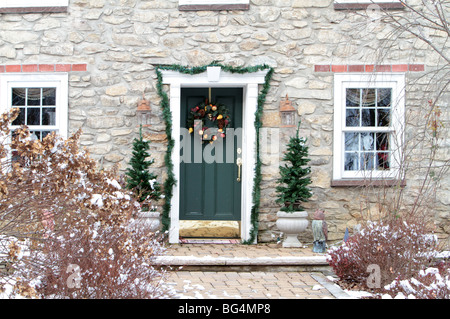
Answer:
0, 0, 448, 245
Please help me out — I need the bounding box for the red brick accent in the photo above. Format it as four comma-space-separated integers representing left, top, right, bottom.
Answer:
365, 65, 375, 72
22, 64, 39, 72
39, 64, 55, 72
71, 64, 87, 71
314, 65, 331, 72
6, 65, 22, 72
331, 65, 347, 72
55, 64, 71, 72
0, 63, 87, 73
348, 65, 365, 72
392, 64, 408, 72
314, 64, 425, 73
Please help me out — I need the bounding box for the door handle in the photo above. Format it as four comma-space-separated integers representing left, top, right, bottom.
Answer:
236, 158, 242, 182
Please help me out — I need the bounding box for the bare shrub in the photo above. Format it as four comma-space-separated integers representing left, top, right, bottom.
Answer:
384, 261, 450, 299
0, 109, 170, 299
327, 218, 440, 291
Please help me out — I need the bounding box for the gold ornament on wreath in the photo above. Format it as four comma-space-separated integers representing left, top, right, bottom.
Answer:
187, 99, 231, 144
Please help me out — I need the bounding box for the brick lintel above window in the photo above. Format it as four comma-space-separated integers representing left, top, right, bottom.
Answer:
179, 0, 249, 11
0, 64, 87, 73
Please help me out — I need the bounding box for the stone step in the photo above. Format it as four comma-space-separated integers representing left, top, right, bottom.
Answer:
155, 255, 331, 272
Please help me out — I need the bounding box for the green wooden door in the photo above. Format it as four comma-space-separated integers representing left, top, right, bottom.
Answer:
180, 88, 243, 222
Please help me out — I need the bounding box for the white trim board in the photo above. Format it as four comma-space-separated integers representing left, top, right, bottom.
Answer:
160, 68, 269, 244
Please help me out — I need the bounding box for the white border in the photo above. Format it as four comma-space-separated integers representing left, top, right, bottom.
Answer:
333, 73, 405, 181
161, 68, 268, 244
0, 73, 69, 139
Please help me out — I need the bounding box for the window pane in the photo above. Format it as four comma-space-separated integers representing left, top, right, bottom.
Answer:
376, 133, 389, 151
377, 88, 391, 107
42, 88, 56, 106
30, 130, 53, 141
346, 89, 360, 107
345, 153, 359, 171
12, 108, 25, 126
345, 132, 359, 151
377, 152, 390, 170
42, 108, 56, 125
362, 108, 375, 126
346, 109, 360, 126
361, 89, 376, 107
12, 88, 26, 106
361, 132, 374, 151
361, 152, 375, 170
27, 108, 41, 125
27, 88, 41, 106
377, 109, 390, 126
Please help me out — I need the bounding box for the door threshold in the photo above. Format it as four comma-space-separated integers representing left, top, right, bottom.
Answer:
179, 220, 240, 238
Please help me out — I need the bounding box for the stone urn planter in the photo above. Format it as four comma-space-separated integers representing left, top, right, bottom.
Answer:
137, 211, 160, 232
276, 211, 309, 248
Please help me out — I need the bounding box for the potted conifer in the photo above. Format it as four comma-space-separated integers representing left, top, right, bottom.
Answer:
126, 126, 162, 232
276, 121, 312, 247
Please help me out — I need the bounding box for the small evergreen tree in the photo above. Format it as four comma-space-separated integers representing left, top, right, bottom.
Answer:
276, 121, 312, 212
126, 126, 161, 210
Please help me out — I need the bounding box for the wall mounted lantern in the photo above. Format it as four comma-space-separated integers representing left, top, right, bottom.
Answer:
280, 94, 296, 127
137, 94, 151, 126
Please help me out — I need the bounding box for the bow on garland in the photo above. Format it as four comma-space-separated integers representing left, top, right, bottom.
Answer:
155, 63, 274, 245
187, 100, 231, 143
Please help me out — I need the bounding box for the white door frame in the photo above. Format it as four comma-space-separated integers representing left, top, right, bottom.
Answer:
160, 68, 269, 244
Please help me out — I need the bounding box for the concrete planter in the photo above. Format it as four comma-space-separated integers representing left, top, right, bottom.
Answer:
276, 211, 309, 248
137, 211, 160, 232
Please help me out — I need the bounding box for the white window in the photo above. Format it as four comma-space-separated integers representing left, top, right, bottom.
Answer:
333, 73, 405, 181
0, 74, 68, 140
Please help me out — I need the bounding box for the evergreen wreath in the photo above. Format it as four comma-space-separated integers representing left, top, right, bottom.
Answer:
187, 100, 231, 143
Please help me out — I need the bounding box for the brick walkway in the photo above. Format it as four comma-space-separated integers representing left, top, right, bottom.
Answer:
158, 243, 350, 299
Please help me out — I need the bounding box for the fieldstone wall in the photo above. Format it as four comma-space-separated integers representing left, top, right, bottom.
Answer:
0, 0, 448, 245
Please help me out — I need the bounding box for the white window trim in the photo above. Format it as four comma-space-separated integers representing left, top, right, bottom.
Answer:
333, 73, 405, 181
0, 73, 68, 139
160, 68, 268, 244
0, 0, 68, 8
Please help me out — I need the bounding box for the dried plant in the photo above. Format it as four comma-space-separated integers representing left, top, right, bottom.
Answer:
0, 109, 170, 298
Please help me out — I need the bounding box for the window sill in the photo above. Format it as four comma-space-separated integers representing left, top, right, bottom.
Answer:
179, 4, 249, 11
331, 179, 406, 187
334, 2, 405, 10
